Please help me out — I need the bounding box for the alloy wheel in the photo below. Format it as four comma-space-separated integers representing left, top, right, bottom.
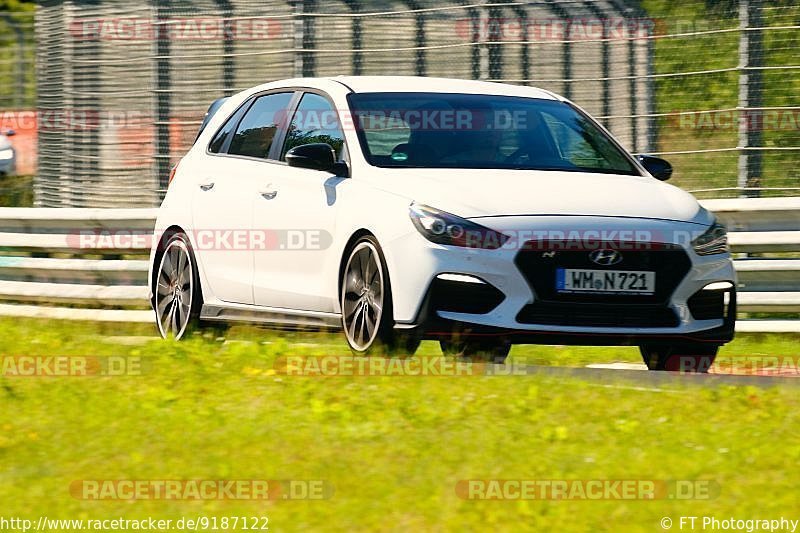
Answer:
155, 238, 194, 339
342, 241, 384, 351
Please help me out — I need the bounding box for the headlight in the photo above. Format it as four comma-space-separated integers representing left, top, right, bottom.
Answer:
0, 148, 13, 160
409, 203, 509, 249
692, 220, 728, 256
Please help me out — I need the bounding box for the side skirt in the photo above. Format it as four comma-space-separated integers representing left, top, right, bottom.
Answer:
201, 303, 342, 331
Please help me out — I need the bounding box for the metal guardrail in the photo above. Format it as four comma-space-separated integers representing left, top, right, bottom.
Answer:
0, 200, 797, 332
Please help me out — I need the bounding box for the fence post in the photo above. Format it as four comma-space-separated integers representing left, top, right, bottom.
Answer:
410, 1, 427, 76
344, 0, 362, 75
154, 0, 172, 198
487, 5, 502, 80
511, 6, 529, 85
216, 0, 235, 96
542, 0, 572, 99
293, 0, 316, 77
478, 5, 489, 79
738, 0, 763, 198
581, 2, 611, 128
467, 5, 480, 79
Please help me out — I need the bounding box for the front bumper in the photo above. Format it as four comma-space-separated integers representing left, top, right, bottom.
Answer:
386, 215, 737, 346
399, 288, 736, 346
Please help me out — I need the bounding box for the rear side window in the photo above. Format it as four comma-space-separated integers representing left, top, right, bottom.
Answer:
228, 92, 294, 159
197, 97, 229, 143
208, 112, 237, 153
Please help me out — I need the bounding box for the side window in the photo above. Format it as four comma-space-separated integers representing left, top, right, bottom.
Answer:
228, 92, 294, 159
281, 93, 345, 160
208, 111, 237, 153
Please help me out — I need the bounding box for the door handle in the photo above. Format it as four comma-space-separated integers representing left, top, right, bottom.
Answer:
259, 187, 278, 200
199, 182, 215, 191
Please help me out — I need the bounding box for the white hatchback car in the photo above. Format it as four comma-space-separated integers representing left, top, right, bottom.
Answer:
150, 76, 736, 371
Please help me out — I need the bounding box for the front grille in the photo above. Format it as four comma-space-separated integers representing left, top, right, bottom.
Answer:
514, 241, 692, 305
514, 241, 690, 328
516, 302, 679, 327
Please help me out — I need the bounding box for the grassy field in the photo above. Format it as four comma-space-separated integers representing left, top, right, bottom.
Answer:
1, 317, 800, 531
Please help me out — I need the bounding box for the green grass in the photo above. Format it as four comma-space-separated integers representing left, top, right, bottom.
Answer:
2, 318, 800, 530
0, 174, 33, 207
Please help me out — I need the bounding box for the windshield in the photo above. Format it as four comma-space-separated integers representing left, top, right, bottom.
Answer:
347, 92, 639, 175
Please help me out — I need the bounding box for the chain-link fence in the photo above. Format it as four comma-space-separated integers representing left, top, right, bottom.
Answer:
2, 0, 797, 206
0, 9, 34, 109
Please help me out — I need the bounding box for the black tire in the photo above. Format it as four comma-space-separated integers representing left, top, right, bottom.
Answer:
340, 235, 420, 355
153, 232, 202, 340
639, 344, 719, 372
440, 338, 511, 364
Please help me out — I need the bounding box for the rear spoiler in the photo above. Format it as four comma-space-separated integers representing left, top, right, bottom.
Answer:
194, 97, 230, 142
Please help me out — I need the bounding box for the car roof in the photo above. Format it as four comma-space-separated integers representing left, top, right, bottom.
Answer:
328, 76, 559, 100
249, 76, 559, 100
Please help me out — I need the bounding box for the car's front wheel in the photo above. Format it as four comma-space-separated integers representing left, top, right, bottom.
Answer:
154, 233, 201, 340
340, 236, 419, 355
639, 344, 719, 372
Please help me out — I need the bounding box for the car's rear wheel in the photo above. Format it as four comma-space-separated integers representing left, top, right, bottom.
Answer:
154, 233, 201, 340
639, 344, 719, 372
341, 236, 420, 355
440, 338, 511, 364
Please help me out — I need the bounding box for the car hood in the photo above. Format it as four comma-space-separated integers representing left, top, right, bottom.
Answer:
367, 168, 712, 226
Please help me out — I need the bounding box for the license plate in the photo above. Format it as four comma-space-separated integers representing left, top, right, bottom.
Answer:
556, 268, 655, 294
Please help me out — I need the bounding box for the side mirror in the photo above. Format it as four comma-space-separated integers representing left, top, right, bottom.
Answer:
637, 155, 672, 181
3, 129, 15, 137
286, 143, 336, 172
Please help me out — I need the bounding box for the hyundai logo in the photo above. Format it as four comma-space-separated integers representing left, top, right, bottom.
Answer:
589, 249, 623, 266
